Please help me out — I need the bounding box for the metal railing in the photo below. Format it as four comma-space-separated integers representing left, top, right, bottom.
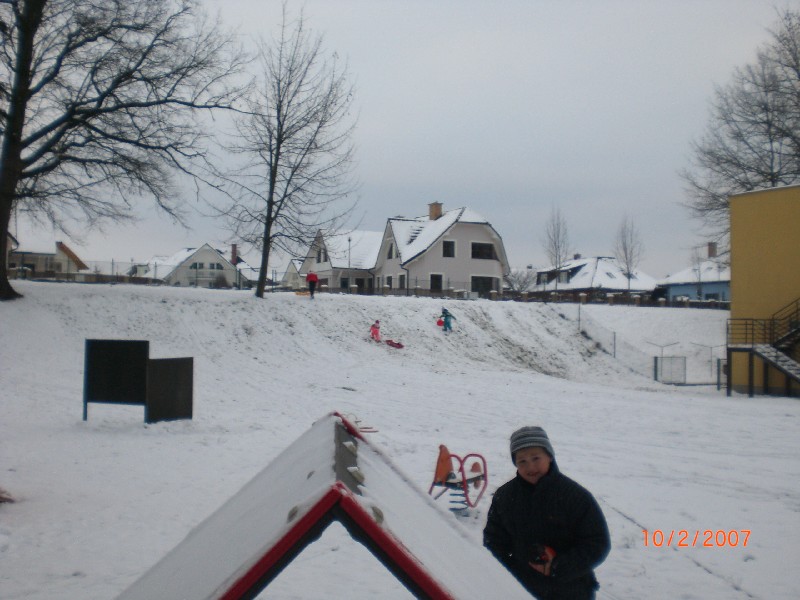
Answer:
727, 297, 800, 347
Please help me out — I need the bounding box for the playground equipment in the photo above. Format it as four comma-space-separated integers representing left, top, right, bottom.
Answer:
427, 444, 487, 513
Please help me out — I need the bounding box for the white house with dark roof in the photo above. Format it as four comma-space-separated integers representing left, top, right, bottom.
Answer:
300, 230, 384, 293
299, 203, 509, 298
535, 255, 657, 297
377, 202, 509, 297
280, 258, 306, 290
146, 244, 240, 288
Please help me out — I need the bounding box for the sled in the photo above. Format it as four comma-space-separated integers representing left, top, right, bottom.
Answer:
385, 339, 404, 349
428, 444, 487, 513
294, 291, 310, 296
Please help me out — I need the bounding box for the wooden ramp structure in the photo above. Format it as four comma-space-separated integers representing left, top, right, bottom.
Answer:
117, 413, 530, 600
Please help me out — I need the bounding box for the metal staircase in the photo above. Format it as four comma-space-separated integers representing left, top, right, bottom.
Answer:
727, 297, 800, 397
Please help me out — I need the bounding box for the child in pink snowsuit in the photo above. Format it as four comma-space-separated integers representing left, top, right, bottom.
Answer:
369, 320, 381, 342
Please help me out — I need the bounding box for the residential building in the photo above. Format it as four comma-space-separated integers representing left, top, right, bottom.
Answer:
534, 255, 657, 299
7, 241, 88, 279
727, 184, 800, 397
377, 203, 508, 297
300, 230, 384, 293
281, 259, 306, 291
149, 244, 240, 288
658, 243, 730, 302
298, 203, 510, 298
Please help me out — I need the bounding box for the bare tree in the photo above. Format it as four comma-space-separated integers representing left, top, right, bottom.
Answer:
690, 245, 705, 301
681, 9, 800, 251
504, 267, 537, 293
217, 6, 357, 298
613, 215, 644, 293
0, 0, 245, 300
542, 206, 571, 292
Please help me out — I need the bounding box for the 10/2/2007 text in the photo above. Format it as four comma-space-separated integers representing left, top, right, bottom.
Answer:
642, 529, 751, 548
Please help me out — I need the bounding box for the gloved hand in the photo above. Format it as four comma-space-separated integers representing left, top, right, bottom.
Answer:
528, 544, 557, 576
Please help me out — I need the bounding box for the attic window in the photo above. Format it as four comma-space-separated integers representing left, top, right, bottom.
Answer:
387, 243, 394, 260
606, 272, 616, 279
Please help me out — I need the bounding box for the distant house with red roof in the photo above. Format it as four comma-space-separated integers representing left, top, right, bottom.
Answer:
7, 241, 88, 279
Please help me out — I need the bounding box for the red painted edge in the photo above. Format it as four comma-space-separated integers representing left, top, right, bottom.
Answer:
337, 486, 456, 600
219, 415, 454, 600
218, 484, 345, 600
331, 411, 366, 440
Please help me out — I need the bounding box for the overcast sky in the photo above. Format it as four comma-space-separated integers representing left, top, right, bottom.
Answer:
12, 0, 793, 277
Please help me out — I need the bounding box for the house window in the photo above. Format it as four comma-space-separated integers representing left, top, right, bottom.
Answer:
190, 262, 204, 270
471, 242, 497, 260
316, 248, 322, 262
399, 274, 406, 289
558, 272, 569, 283
386, 276, 393, 289
430, 274, 443, 292
443, 240, 455, 258
471, 276, 496, 298
341, 277, 349, 289
324, 250, 328, 262
387, 243, 394, 260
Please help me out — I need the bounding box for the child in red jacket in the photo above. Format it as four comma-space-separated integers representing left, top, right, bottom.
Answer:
369, 320, 381, 342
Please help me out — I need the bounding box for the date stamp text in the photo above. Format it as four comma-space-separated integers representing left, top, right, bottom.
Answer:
642, 529, 750, 548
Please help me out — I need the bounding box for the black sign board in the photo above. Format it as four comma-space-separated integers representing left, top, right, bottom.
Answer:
83, 339, 193, 423
145, 358, 194, 423
83, 340, 149, 419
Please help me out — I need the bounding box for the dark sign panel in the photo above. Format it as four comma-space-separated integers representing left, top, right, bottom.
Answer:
145, 358, 193, 423
83, 340, 149, 419
83, 340, 193, 423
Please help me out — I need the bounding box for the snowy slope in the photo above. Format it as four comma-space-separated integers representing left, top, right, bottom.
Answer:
0, 281, 798, 599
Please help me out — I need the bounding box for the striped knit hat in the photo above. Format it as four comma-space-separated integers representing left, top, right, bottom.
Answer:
510, 426, 555, 464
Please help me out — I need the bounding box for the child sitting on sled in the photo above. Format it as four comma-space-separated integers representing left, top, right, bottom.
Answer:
369, 320, 381, 342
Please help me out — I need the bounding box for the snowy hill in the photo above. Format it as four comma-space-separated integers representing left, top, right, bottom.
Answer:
1, 281, 798, 599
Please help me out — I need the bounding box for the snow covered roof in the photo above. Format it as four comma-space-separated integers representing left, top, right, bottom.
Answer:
148, 244, 230, 279
235, 260, 260, 283
659, 259, 730, 286
323, 231, 384, 269
538, 256, 658, 292
388, 207, 493, 265
117, 413, 530, 600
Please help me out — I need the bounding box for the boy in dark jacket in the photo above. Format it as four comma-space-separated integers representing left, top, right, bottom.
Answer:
483, 426, 610, 599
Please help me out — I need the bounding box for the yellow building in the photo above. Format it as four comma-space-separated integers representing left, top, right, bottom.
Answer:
727, 184, 800, 397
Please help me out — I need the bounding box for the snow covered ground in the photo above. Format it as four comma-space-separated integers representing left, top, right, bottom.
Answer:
1, 280, 798, 599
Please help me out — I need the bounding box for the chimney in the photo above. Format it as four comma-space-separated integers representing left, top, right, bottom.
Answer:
231, 244, 238, 265
428, 202, 443, 221
707, 242, 717, 259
